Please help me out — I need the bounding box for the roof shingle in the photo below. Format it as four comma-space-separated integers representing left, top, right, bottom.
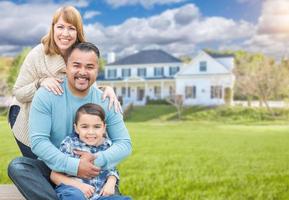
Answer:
107, 49, 181, 65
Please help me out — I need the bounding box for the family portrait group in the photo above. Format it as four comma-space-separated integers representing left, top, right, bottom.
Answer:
7, 5, 132, 200
1, 0, 289, 199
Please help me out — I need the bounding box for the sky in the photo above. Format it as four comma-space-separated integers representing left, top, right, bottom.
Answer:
0, 0, 288, 60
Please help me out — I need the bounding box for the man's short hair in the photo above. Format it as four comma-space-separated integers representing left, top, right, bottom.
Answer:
68, 42, 100, 59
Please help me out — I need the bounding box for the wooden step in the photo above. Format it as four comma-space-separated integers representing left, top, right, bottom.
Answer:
0, 185, 24, 200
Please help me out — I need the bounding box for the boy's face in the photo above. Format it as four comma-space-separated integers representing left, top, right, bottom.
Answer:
74, 114, 106, 146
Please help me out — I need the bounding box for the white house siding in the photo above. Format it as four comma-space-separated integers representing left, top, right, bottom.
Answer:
215, 57, 234, 71
97, 79, 175, 106
176, 74, 235, 106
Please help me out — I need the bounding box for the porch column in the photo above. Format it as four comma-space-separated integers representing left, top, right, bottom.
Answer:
161, 81, 164, 99
145, 82, 148, 102
125, 81, 128, 104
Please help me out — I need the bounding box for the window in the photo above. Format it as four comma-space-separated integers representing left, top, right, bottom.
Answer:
185, 86, 196, 99
154, 86, 161, 98
199, 61, 207, 72
211, 85, 223, 99
137, 68, 146, 77
107, 69, 117, 79
121, 68, 131, 78
154, 67, 164, 77
169, 66, 180, 76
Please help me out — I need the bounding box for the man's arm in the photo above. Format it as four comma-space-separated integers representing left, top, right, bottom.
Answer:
93, 100, 132, 169
29, 89, 80, 175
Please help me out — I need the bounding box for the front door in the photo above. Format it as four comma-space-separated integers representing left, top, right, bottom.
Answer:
137, 88, 144, 101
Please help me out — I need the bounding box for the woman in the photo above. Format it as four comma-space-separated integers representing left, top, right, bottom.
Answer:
8, 6, 120, 159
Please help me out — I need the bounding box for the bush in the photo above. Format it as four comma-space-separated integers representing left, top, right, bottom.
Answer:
125, 104, 289, 123
146, 99, 169, 105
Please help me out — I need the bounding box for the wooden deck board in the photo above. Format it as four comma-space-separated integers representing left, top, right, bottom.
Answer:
0, 185, 24, 200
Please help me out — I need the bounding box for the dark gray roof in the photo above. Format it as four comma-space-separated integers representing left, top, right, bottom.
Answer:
107, 49, 181, 66
97, 76, 174, 81
206, 52, 235, 58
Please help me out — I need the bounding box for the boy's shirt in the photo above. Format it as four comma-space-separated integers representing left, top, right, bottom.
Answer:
59, 135, 119, 200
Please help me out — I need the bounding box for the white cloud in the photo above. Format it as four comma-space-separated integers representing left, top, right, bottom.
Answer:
242, 0, 289, 58
257, 0, 289, 34
236, 0, 260, 4
83, 10, 101, 19
104, 0, 187, 9
4, 1, 281, 60
0, 0, 90, 55
0, 1, 57, 47
63, 0, 89, 8
0, 45, 23, 56
85, 3, 255, 57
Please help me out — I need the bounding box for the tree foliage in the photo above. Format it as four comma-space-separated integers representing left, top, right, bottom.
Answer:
7, 47, 31, 92
234, 52, 289, 112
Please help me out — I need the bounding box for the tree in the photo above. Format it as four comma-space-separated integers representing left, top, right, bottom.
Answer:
0, 80, 9, 96
224, 87, 233, 105
7, 47, 31, 91
166, 95, 183, 120
234, 53, 289, 113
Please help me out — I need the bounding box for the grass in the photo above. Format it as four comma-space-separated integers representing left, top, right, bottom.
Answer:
0, 116, 21, 183
1, 108, 289, 199
118, 122, 289, 199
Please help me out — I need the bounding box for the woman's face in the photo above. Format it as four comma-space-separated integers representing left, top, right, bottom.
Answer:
54, 15, 77, 55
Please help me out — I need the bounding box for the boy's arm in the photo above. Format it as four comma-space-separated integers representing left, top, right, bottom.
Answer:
50, 171, 95, 198
100, 167, 119, 196
100, 176, 117, 196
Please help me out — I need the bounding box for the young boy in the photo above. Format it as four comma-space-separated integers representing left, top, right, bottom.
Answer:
50, 103, 131, 200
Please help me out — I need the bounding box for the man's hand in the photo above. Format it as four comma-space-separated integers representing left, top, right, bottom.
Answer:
74, 150, 100, 179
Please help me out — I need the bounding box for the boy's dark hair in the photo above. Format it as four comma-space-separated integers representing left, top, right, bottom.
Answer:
68, 42, 100, 59
75, 103, 105, 124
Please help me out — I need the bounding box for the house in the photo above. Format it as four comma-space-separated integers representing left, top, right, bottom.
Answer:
97, 49, 235, 106
175, 51, 235, 106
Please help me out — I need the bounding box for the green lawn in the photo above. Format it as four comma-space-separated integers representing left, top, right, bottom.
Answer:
1, 118, 289, 199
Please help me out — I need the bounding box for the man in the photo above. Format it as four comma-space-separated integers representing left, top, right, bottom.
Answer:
8, 42, 132, 200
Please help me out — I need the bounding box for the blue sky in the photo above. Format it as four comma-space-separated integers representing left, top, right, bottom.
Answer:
0, 0, 288, 59
77, 0, 261, 26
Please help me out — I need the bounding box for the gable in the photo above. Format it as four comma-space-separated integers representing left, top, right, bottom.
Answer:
177, 51, 232, 76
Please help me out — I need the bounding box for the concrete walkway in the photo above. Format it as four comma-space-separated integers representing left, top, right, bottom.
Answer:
0, 185, 24, 200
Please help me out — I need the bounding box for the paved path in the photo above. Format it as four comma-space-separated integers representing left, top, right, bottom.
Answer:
0, 185, 24, 200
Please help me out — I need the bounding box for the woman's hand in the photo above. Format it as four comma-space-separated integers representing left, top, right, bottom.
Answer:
40, 77, 64, 95
102, 86, 122, 113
